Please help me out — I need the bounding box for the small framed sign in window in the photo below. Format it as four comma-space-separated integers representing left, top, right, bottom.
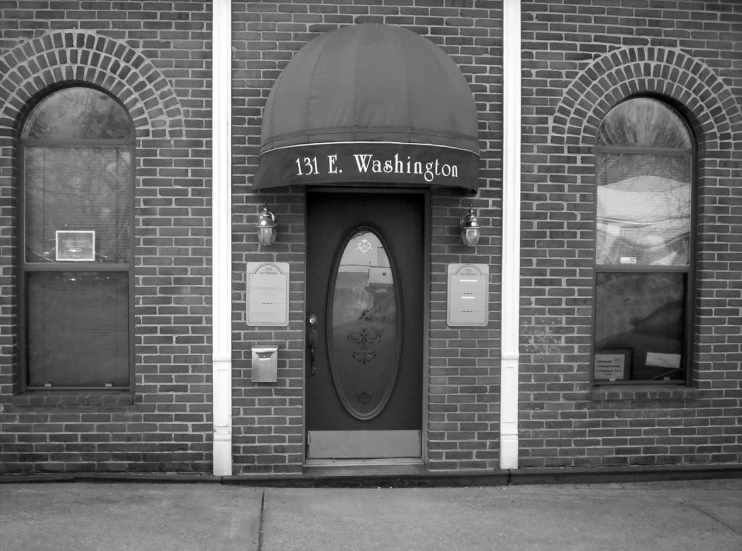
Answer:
594, 349, 631, 382
56, 231, 95, 261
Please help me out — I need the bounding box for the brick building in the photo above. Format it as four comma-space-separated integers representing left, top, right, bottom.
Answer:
0, 0, 740, 478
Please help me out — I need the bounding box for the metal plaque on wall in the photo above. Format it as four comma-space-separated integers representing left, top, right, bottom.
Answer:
246, 262, 290, 326
447, 263, 489, 327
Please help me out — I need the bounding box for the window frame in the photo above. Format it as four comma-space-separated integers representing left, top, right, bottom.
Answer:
18, 86, 136, 392
591, 97, 697, 387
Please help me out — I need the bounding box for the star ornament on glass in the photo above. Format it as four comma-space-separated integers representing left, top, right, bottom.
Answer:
356, 238, 373, 254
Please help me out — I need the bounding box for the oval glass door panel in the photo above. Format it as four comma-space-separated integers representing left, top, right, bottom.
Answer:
328, 229, 402, 420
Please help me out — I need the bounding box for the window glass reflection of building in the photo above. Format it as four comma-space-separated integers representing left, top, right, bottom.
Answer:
594, 98, 694, 384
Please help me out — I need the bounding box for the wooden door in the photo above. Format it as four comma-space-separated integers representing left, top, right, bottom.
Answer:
306, 191, 424, 460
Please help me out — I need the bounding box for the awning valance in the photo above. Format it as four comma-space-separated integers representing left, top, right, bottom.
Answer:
253, 24, 480, 192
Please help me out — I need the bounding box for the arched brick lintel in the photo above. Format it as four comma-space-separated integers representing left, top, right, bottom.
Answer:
0, 31, 184, 139
550, 47, 742, 151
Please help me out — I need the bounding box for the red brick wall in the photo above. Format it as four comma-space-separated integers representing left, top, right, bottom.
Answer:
519, 0, 742, 468
2, 0, 738, 476
232, 0, 504, 474
0, 2, 214, 473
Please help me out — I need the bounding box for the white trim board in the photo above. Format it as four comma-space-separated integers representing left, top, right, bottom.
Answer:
500, 0, 522, 470
211, 0, 233, 477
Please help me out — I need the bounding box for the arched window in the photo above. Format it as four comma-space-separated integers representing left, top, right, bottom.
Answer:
593, 98, 694, 384
20, 87, 134, 390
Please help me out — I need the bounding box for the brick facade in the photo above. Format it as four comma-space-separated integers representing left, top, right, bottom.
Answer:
0, 0, 739, 476
0, 3, 214, 473
231, 0, 503, 474
519, 0, 742, 467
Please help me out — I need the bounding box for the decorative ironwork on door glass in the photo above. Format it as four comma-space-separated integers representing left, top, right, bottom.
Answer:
328, 228, 401, 420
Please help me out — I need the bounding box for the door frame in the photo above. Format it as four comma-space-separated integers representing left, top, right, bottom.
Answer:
303, 187, 431, 467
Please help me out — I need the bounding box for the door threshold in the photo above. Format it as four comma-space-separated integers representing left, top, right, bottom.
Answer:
306, 458, 423, 468
304, 458, 427, 478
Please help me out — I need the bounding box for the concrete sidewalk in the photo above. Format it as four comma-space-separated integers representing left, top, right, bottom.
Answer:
1, 480, 740, 551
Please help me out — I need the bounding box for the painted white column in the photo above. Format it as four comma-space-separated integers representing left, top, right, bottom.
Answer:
212, 0, 233, 476
500, 0, 521, 470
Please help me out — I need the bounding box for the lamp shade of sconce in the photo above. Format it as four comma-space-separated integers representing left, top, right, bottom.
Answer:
459, 206, 481, 247
257, 204, 278, 246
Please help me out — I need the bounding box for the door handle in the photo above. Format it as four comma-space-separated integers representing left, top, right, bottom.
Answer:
307, 314, 318, 377
308, 340, 316, 376
307, 329, 317, 376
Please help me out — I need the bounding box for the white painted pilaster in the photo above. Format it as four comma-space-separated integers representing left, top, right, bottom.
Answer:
212, 0, 233, 477
500, 0, 521, 470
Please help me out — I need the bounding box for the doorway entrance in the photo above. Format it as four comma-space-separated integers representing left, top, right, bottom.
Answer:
306, 191, 424, 461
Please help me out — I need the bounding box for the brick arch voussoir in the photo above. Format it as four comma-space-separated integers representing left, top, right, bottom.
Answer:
0, 31, 184, 139
551, 47, 742, 151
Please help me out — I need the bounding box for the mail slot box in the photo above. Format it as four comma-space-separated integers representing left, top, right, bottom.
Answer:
251, 346, 278, 383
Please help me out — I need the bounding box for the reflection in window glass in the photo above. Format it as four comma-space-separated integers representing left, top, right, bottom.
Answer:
329, 230, 399, 417
22, 88, 134, 140
595, 273, 685, 381
25, 147, 131, 263
332, 231, 393, 325
594, 98, 693, 385
21, 86, 134, 389
596, 154, 691, 266
597, 98, 691, 149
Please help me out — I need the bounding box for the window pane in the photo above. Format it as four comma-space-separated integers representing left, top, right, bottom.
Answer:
22, 88, 134, 140
25, 147, 131, 263
595, 273, 685, 382
329, 230, 399, 419
27, 272, 129, 387
596, 153, 691, 266
597, 98, 691, 149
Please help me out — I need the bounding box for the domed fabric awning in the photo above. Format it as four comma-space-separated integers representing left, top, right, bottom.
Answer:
253, 24, 480, 192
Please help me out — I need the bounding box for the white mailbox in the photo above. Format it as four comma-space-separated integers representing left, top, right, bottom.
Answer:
251, 346, 278, 383
447, 264, 489, 327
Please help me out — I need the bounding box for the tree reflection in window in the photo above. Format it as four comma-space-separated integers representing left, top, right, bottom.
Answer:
24, 148, 131, 263
594, 98, 694, 384
596, 99, 692, 267
23, 87, 134, 140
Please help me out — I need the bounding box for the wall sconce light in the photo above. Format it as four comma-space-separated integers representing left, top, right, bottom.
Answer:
459, 205, 481, 247
257, 204, 278, 246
